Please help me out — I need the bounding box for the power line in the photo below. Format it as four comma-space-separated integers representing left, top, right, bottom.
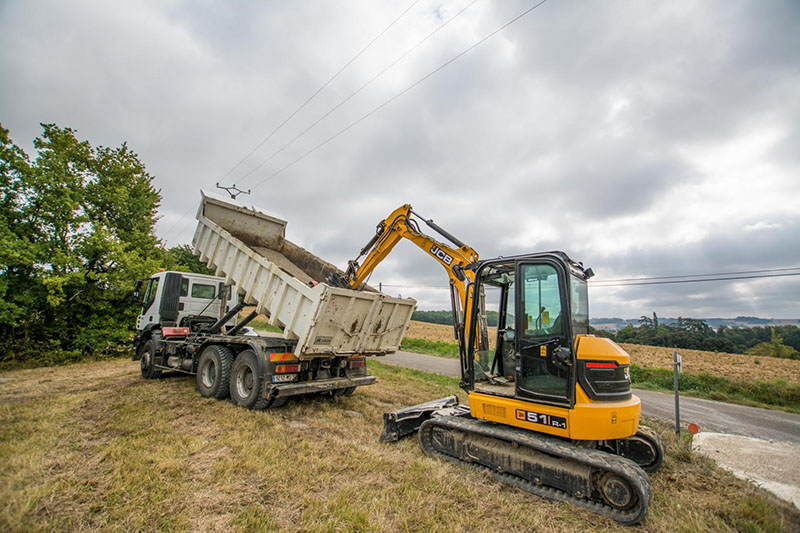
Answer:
232, 0, 484, 186
589, 271, 800, 288
248, 0, 551, 191
380, 270, 800, 291
159, 0, 422, 244
591, 266, 800, 284
219, 0, 423, 184
382, 284, 450, 289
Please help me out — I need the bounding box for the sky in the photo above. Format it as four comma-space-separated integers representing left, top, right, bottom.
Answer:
1, 0, 799, 318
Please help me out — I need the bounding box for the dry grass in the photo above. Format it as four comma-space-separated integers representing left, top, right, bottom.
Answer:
1, 359, 798, 532
405, 321, 800, 384
620, 343, 800, 385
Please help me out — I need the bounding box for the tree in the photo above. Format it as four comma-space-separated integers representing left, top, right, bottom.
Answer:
747, 328, 800, 360
165, 244, 215, 275
0, 123, 164, 364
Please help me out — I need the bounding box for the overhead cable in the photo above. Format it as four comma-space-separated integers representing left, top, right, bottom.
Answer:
160, 0, 422, 243
247, 0, 551, 190
232, 0, 484, 186
219, 0, 423, 183
591, 266, 800, 284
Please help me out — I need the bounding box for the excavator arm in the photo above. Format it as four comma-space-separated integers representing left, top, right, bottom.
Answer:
342, 204, 481, 355
344, 204, 478, 301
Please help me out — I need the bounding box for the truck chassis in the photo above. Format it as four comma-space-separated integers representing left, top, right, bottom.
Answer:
133, 328, 374, 409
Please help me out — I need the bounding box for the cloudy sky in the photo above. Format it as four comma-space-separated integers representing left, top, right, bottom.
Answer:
2, 0, 798, 318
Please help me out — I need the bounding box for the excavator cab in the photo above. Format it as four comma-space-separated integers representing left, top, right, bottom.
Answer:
469, 257, 581, 405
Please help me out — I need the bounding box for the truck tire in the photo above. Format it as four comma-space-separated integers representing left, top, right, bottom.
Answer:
196, 345, 234, 399
229, 349, 270, 410
139, 340, 162, 379
331, 386, 356, 397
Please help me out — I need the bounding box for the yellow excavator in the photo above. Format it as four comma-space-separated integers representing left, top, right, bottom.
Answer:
334, 204, 664, 525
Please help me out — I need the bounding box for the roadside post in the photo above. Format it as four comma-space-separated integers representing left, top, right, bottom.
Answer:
673, 350, 682, 436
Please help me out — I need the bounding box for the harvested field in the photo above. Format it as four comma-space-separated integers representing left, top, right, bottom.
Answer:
406, 320, 497, 349
2, 358, 798, 532
620, 343, 800, 385
404, 321, 800, 385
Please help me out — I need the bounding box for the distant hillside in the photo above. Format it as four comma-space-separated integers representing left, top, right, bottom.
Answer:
591, 316, 799, 332
413, 311, 799, 331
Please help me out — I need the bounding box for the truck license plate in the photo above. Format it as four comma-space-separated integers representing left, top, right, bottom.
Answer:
272, 374, 296, 383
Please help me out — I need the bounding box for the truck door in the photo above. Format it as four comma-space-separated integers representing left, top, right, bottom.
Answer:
139, 276, 160, 327
181, 278, 220, 319
515, 261, 575, 407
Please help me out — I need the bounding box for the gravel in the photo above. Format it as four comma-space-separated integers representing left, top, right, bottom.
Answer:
692, 432, 800, 508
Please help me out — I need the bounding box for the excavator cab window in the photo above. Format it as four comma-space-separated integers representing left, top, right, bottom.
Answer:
516, 262, 573, 406
471, 263, 516, 398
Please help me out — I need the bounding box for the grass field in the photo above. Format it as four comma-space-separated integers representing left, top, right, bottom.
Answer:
402, 321, 800, 412
1, 358, 799, 532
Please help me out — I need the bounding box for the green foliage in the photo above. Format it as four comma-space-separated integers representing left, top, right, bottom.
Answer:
164, 244, 214, 275
400, 337, 460, 358
0, 123, 164, 365
412, 309, 498, 326
746, 327, 799, 359
630, 365, 800, 412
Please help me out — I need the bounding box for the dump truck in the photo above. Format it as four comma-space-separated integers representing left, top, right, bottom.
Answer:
132, 191, 416, 408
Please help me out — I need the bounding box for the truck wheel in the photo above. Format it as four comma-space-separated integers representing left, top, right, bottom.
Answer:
230, 349, 269, 410
139, 340, 162, 379
331, 386, 356, 397
196, 345, 233, 399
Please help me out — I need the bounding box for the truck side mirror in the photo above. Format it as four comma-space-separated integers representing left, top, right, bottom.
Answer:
133, 279, 143, 303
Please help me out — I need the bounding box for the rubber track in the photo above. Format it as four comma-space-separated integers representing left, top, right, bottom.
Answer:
418, 416, 651, 526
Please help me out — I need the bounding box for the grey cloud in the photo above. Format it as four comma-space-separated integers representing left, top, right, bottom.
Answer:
2, 0, 798, 318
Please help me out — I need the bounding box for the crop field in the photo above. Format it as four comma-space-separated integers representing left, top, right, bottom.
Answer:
620, 343, 800, 385
1, 358, 799, 532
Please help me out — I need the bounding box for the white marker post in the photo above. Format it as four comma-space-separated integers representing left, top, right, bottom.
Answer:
673, 350, 682, 436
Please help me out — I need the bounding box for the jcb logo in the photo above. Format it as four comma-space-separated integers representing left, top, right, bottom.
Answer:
430, 246, 454, 265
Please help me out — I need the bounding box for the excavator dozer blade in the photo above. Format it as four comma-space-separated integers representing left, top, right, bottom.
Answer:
379, 395, 459, 443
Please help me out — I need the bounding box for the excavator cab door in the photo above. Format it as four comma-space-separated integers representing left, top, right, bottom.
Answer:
514, 261, 575, 407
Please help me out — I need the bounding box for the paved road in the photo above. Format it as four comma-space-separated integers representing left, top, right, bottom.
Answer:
379, 351, 800, 444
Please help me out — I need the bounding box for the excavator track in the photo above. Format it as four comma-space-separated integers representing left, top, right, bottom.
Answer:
419, 415, 652, 526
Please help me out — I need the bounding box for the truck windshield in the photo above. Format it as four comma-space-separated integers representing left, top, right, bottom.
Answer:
570, 275, 589, 336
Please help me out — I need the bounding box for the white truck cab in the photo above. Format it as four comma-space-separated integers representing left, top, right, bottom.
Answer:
134, 270, 238, 333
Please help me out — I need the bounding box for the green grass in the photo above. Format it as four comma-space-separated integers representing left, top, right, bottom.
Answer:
630, 365, 800, 414
400, 337, 459, 358
245, 315, 283, 333
1, 358, 798, 532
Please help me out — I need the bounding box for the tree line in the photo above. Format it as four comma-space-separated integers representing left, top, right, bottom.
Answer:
0, 123, 211, 366
607, 314, 799, 359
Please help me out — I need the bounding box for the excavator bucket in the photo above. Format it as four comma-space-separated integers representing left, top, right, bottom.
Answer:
379, 395, 460, 442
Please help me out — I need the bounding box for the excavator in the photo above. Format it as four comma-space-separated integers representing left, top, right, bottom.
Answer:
335, 204, 665, 526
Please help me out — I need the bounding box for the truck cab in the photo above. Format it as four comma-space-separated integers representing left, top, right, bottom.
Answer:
133, 270, 239, 343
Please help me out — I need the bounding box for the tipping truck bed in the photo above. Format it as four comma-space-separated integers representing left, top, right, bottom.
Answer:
191, 191, 416, 359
